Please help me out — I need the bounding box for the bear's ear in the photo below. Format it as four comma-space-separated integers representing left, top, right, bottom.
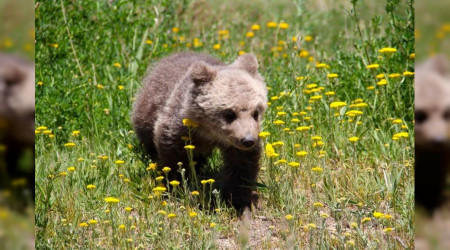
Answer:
190, 61, 216, 85
231, 53, 259, 76
418, 55, 449, 77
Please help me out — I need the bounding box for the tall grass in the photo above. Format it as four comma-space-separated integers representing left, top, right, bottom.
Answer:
35, 0, 414, 248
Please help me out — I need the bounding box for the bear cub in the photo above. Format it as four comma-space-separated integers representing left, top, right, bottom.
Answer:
415, 55, 450, 213
132, 52, 267, 212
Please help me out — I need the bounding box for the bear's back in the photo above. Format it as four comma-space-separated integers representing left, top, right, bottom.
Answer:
132, 52, 224, 154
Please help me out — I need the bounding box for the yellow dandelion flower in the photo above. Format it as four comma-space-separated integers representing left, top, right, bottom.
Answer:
67, 167, 75, 172
153, 187, 167, 193
311, 167, 323, 173
383, 227, 394, 233
305, 35, 313, 42
213, 44, 221, 50
266, 21, 277, 28
88, 219, 98, 225
288, 162, 300, 168
296, 151, 308, 157
87, 184, 96, 190
377, 79, 387, 86
113, 63, 122, 68
146, 39, 153, 45
330, 101, 347, 108
279, 22, 289, 29
251, 24, 260, 30
119, 224, 126, 230
146, 163, 157, 171
184, 145, 195, 150
388, 73, 401, 78
313, 202, 324, 207
115, 160, 125, 165
315, 63, 329, 68
118, 85, 124, 90
169, 180, 180, 187
311, 136, 322, 141
366, 64, 380, 69
378, 47, 397, 53
64, 142, 76, 148
392, 132, 409, 140
259, 131, 270, 138
189, 212, 198, 218
125, 207, 133, 212
403, 71, 414, 76
327, 73, 338, 78
79, 222, 89, 228
348, 136, 359, 142
210, 222, 216, 228
273, 120, 285, 125
162, 167, 171, 173
296, 126, 310, 131
265, 143, 279, 158
285, 214, 294, 220
167, 213, 176, 219
104, 197, 120, 204
191, 191, 199, 196
182, 118, 199, 127
246, 31, 254, 38
155, 176, 164, 182
42, 130, 52, 135
172, 27, 180, 33
373, 211, 384, 218
307, 223, 317, 229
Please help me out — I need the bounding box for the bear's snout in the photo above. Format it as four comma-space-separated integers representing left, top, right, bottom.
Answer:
241, 134, 256, 148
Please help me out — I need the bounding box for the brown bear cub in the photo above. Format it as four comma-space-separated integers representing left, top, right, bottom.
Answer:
0, 54, 35, 206
415, 55, 450, 213
132, 52, 267, 212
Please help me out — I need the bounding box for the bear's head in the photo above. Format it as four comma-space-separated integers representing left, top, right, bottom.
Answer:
188, 53, 267, 150
415, 55, 450, 148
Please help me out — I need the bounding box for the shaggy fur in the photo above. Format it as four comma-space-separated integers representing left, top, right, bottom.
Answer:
132, 52, 267, 212
0, 54, 35, 201
415, 55, 450, 212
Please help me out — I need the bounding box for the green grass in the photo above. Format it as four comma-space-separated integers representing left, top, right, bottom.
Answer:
35, 0, 414, 248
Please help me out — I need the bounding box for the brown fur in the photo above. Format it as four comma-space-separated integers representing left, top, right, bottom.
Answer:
415, 55, 450, 212
132, 52, 267, 212
0, 53, 35, 203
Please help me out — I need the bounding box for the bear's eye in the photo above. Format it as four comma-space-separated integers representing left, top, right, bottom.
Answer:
253, 110, 259, 120
415, 110, 427, 124
223, 109, 237, 123
444, 108, 450, 121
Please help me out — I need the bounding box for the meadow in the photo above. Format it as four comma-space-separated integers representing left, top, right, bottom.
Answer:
35, 0, 414, 248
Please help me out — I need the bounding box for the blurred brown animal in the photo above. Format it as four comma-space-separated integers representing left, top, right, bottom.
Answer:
0, 53, 35, 205
415, 55, 450, 213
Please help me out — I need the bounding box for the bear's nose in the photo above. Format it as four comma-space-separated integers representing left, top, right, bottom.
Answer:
241, 135, 255, 148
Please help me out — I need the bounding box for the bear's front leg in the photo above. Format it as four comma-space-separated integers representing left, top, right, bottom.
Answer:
154, 121, 191, 180
219, 143, 261, 213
